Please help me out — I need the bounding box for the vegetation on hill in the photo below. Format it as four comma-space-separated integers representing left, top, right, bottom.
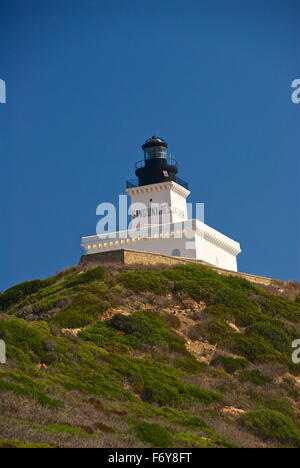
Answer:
0, 263, 299, 448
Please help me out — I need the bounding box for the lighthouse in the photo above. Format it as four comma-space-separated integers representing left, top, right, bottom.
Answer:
81, 136, 241, 271
127, 136, 190, 228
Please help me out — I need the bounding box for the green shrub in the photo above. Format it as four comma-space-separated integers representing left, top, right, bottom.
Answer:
234, 335, 283, 363
162, 265, 264, 326
261, 295, 300, 322
262, 398, 295, 418
205, 303, 267, 327
109, 354, 222, 407
53, 309, 95, 328
43, 423, 94, 437
111, 314, 136, 334
0, 371, 61, 407
47, 341, 134, 402
120, 264, 218, 301
0, 267, 107, 314
212, 287, 258, 315
0, 439, 53, 448
79, 321, 139, 349
241, 410, 300, 447
119, 265, 300, 331
173, 356, 206, 374
82, 311, 188, 355
141, 377, 222, 407
63, 266, 106, 289
133, 422, 173, 447
120, 271, 170, 294
281, 378, 300, 400
175, 431, 215, 448
0, 280, 47, 310
31, 294, 62, 313
122, 311, 182, 348
151, 406, 210, 430
246, 322, 290, 353
178, 415, 210, 430
175, 431, 236, 448
10, 284, 68, 313
0, 318, 47, 358
174, 279, 215, 303
239, 370, 271, 386
142, 381, 181, 406
222, 275, 264, 295
211, 356, 249, 374
80, 310, 185, 351
207, 319, 234, 346
52, 293, 104, 328
162, 264, 219, 283
0, 317, 71, 367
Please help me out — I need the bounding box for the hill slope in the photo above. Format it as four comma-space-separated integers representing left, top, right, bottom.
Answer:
0, 262, 300, 448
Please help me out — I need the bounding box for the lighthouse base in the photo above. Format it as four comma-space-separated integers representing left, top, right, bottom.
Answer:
81, 219, 241, 272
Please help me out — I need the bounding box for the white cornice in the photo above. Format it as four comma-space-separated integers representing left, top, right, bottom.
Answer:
194, 220, 241, 256
126, 181, 190, 199
201, 230, 241, 256
81, 219, 241, 257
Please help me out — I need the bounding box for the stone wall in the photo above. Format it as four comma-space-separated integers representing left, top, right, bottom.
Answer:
79, 249, 300, 300
79, 249, 273, 286
79, 249, 125, 266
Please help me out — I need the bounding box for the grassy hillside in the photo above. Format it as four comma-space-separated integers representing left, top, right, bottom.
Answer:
0, 263, 300, 448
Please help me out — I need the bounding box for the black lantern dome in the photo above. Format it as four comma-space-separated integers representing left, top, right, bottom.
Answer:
136, 136, 177, 187
142, 136, 168, 151
126, 137, 188, 190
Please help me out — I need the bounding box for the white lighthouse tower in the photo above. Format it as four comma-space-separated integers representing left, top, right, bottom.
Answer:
81, 136, 241, 271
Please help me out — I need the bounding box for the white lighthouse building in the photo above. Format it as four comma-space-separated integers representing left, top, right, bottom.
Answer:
81, 136, 241, 271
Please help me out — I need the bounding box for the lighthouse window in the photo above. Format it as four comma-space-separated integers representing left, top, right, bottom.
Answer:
145, 150, 166, 159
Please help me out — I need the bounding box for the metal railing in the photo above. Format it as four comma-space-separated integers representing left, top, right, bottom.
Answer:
126, 178, 138, 188
135, 156, 178, 170
175, 177, 189, 190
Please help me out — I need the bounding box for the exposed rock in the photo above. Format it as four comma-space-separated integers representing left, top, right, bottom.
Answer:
222, 406, 246, 417
100, 307, 131, 321
185, 340, 217, 364
36, 363, 48, 370
62, 328, 83, 336
227, 322, 241, 333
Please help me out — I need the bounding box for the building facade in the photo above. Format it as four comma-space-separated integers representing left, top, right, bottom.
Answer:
81, 136, 241, 271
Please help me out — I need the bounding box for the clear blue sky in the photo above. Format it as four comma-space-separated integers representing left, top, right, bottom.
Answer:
0, 0, 299, 291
